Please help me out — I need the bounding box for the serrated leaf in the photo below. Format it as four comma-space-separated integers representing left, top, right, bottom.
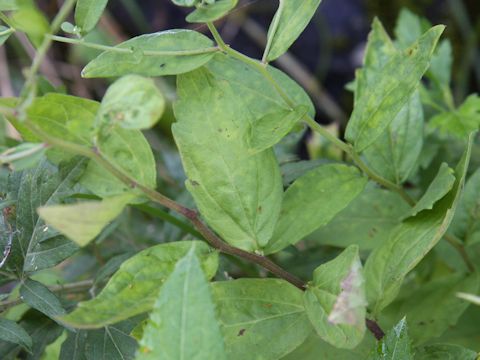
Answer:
415, 344, 478, 360
212, 278, 311, 360
365, 134, 474, 314
60, 318, 139, 360
0, 318, 32, 352
137, 245, 226, 360
346, 24, 444, 151
247, 105, 308, 154
186, 0, 238, 23
382, 272, 479, 344
19, 279, 66, 320
264, 164, 367, 254
74, 0, 109, 34
37, 193, 134, 247
309, 185, 410, 250
363, 92, 424, 185
369, 318, 412, 359
173, 61, 284, 252
409, 163, 455, 217
265, 0, 323, 61
82, 30, 217, 78
4, 158, 86, 274
79, 127, 157, 200
96, 75, 165, 131
304, 245, 367, 349
59, 241, 218, 328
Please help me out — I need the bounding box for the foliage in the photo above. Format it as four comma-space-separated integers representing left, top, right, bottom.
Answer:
0, 1, 479, 359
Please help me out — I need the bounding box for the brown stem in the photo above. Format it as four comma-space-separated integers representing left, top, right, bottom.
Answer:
366, 318, 385, 340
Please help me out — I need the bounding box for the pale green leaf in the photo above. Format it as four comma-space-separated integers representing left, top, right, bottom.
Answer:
0, 318, 32, 352
171, 0, 198, 6
409, 163, 455, 217
382, 273, 479, 345
304, 246, 367, 349
137, 245, 226, 360
186, 0, 238, 23
415, 344, 478, 360
346, 24, 444, 151
394, 8, 428, 49
173, 63, 283, 252
59, 241, 218, 328
20, 279, 66, 319
363, 92, 424, 185
265, 0, 323, 61
247, 105, 308, 154
37, 193, 134, 247
457, 292, 480, 306
10, 5, 49, 47
364, 134, 474, 314
429, 40, 453, 87
0, 0, 18, 11
369, 318, 412, 359
264, 164, 367, 254
308, 185, 410, 250
212, 279, 311, 360
79, 127, 157, 200
82, 30, 217, 78
96, 75, 165, 131
0, 143, 47, 171
74, 0, 109, 34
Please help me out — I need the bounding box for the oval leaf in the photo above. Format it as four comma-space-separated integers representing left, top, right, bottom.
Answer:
0, 318, 32, 352
74, 0, 109, 34
186, 0, 238, 23
20, 279, 66, 319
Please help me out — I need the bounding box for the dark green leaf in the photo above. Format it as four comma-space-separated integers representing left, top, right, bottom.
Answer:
415, 344, 478, 360
0, 318, 32, 352
137, 245, 226, 359
369, 318, 412, 359
365, 134, 474, 314
96, 75, 165, 131
212, 279, 311, 360
82, 30, 217, 78
59, 241, 218, 328
74, 0, 109, 34
264, 0, 323, 61
346, 24, 444, 151
186, 0, 238, 23
304, 246, 367, 349
20, 279, 66, 320
264, 164, 367, 254
0, 25, 14, 46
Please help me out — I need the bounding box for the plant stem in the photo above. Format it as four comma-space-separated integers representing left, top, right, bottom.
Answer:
49, 35, 220, 56
366, 319, 385, 340
22, 120, 306, 290
444, 233, 475, 272
207, 22, 415, 207
0, 279, 93, 311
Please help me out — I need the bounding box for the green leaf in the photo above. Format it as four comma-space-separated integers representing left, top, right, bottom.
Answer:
5, 157, 86, 274
59, 241, 218, 328
309, 185, 410, 250
37, 193, 134, 247
304, 245, 367, 349
0, 318, 32, 352
10, 5, 49, 47
186, 0, 238, 23
19, 279, 66, 319
137, 245, 226, 360
369, 318, 412, 359
79, 127, 157, 200
429, 95, 480, 138
247, 105, 308, 154
394, 8, 429, 49
171, 0, 198, 6
173, 64, 283, 252
409, 163, 455, 217
96, 75, 165, 131
346, 24, 444, 152
0, 25, 14, 46
363, 91, 424, 184
264, 0, 323, 61
74, 0, 109, 34
211, 279, 311, 360
383, 272, 479, 344
82, 30, 217, 78
0, 143, 47, 171
0, 0, 18, 11
415, 344, 478, 360
457, 292, 480, 306
60, 318, 139, 360
429, 40, 453, 87
364, 134, 474, 314
264, 164, 367, 254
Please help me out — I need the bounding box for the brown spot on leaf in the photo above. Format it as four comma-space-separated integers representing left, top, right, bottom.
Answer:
237, 328, 246, 336
190, 180, 199, 186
